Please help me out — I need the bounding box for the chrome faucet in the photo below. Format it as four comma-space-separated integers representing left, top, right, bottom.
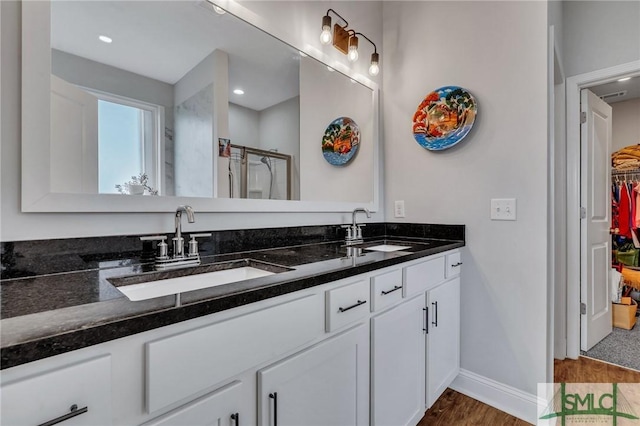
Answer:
174, 205, 195, 257
343, 208, 371, 245
140, 205, 211, 270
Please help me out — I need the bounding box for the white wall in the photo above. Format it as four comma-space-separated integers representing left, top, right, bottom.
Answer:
0, 1, 383, 242
229, 103, 260, 148
562, 1, 640, 78
612, 98, 640, 152
382, 0, 548, 406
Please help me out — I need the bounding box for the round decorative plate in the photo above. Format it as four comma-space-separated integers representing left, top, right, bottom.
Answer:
412, 86, 477, 151
322, 117, 360, 166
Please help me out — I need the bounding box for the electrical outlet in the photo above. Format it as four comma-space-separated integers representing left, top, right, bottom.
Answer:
491, 198, 516, 221
394, 200, 405, 218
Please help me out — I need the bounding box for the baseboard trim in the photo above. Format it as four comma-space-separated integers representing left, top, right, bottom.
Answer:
450, 369, 538, 424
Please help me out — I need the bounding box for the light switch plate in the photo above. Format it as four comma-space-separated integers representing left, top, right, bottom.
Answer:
491, 198, 516, 220
394, 200, 405, 218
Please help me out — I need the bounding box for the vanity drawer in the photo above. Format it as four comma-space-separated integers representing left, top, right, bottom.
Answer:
146, 294, 322, 413
326, 279, 370, 332
1, 355, 112, 426
370, 268, 403, 312
403, 256, 446, 297
446, 251, 462, 278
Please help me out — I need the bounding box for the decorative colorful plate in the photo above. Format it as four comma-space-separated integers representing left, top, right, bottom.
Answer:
412, 86, 477, 151
322, 117, 360, 166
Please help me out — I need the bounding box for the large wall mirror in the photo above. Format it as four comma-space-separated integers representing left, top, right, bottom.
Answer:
22, 0, 379, 212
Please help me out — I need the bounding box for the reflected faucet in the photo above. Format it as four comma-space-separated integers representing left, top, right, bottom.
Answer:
174, 205, 195, 257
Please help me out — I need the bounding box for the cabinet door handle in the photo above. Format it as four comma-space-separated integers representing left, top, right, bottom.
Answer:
432, 301, 438, 327
451, 262, 463, 267
423, 307, 428, 333
38, 404, 88, 426
381, 285, 402, 296
338, 300, 367, 313
269, 392, 278, 426
231, 413, 240, 426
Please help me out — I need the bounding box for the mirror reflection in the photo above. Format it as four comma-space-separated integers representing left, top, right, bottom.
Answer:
47, 0, 374, 203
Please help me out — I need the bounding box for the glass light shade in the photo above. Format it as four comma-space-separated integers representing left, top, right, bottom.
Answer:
368, 52, 379, 76
348, 46, 359, 62
320, 26, 332, 45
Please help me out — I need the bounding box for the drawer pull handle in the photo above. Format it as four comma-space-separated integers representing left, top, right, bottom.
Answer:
269, 392, 278, 426
338, 300, 367, 313
451, 262, 463, 267
381, 285, 402, 296
38, 404, 88, 426
423, 307, 428, 334
231, 412, 240, 426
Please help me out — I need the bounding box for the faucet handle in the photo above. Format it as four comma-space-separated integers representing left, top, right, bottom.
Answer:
341, 225, 353, 240
187, 233, 212, 257
140, 235, 169, 259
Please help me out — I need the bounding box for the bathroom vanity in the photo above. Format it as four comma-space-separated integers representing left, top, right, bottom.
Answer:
0, 224, 464, 426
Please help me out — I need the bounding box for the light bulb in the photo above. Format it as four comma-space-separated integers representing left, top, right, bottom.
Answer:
320, 15, 332, 45
347, 36, 359, 62
348, 47, 359, 62
368, 52, 380, 76
320, 26, 332, 45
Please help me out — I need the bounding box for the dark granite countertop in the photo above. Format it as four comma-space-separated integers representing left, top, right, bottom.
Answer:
1, 224, 464, 369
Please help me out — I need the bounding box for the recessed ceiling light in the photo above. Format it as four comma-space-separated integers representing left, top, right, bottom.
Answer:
618, 77, 632, 82
98, 35, 112, 44
233, 89, 245, 95
213, 5, 226, 14
327, 66, 334, 72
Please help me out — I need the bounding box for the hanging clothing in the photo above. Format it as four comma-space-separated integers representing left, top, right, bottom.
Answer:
619, 182, 632, 238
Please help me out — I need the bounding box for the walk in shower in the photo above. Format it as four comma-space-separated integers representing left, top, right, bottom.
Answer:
227, 145, 292, 200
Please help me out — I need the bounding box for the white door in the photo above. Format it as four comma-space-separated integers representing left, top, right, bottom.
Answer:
371, 295, 425, 426
580, 89, 613, 351
50, 75, 98, 193
257, 324, 369, 426
426, 277, 460, 408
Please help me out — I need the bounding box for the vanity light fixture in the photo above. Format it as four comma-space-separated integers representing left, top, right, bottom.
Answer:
98, 35, 113, 44
233, 89, 245, 95
319, 10, 380, 76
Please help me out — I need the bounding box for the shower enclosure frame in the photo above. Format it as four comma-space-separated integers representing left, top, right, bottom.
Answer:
229, 144, 292, 200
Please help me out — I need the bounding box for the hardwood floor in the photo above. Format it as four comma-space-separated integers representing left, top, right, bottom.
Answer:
554, 355, 640, 382
417, 357, 640, 425
418, 388, 530, 426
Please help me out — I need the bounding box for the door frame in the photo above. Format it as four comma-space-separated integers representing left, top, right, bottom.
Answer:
565, 60, 640, 359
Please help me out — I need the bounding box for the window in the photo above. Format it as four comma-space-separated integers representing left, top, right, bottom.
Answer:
92, 92, 163, 195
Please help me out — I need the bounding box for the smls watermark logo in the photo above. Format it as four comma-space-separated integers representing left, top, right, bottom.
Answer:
538, 383, 640, 425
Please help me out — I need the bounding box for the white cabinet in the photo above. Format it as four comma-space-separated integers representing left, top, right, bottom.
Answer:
370, 268, 403, 312
257, 324, 369, 426
371, 295, 426, 426
146, 294, 323, 413
0, 355, 112, 426
142, 380, 247, 426
425, 277, 461, 407
325, 279, 370, 332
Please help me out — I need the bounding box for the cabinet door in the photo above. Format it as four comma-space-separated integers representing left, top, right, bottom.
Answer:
371, 295, 426, 426
426, 277, 461, 408
258, 324, 369, 426
143, 381, 246, 426
1, 355, 111, 426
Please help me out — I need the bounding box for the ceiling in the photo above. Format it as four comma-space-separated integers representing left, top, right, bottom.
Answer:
589, 75, 640, 104
50, 1, 300, 111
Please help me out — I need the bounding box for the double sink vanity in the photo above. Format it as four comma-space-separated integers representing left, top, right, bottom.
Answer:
0, 221, 464, 426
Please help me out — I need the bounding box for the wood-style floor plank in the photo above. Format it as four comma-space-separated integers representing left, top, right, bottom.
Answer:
418, 388, 531, 426
554, 356, 640, 383
417, 357, 639, 425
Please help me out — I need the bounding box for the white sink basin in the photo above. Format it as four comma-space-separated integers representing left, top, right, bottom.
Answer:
116, 265, 276, 301
365, 244, 412, 252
